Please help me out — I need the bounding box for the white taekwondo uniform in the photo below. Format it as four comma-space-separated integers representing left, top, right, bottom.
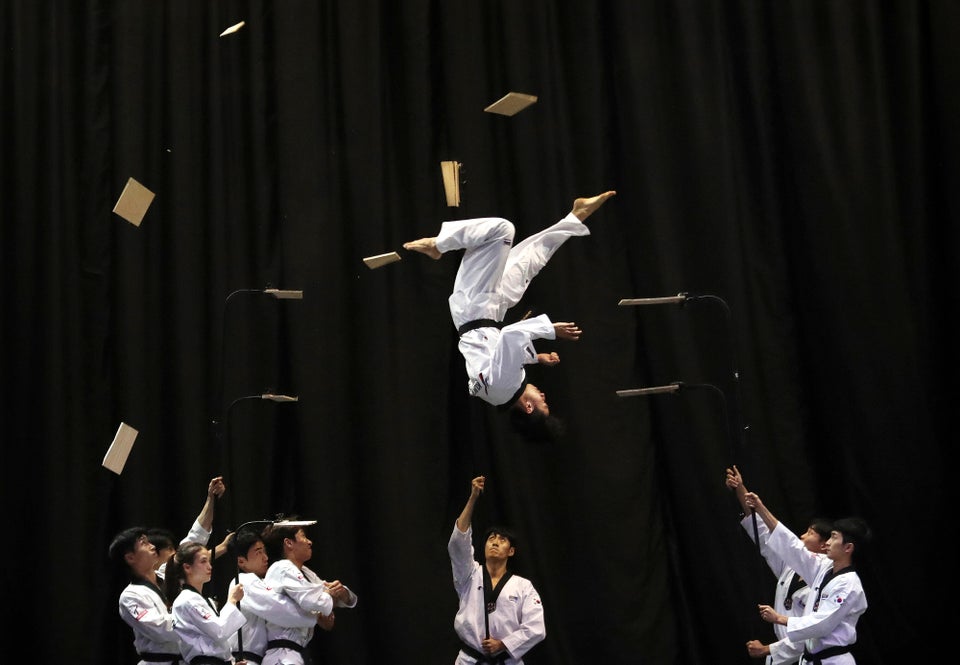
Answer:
435, 213, 590, 406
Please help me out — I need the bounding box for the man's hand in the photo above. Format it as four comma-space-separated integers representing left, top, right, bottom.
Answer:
758, 604, 785, 626
324, 580, 350, 604
745, 639, 770, 658
208, 476, 226, 498
481, 637, 505, 655
470, 476, 485, 498
553, 322, 582, 341
537, 352, 560, 366
317, 612, 335, 631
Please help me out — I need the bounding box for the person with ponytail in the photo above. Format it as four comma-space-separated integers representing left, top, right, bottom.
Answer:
165, 541, 247, 664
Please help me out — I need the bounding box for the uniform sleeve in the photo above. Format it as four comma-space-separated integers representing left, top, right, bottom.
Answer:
272, 563, 334, 616
333, 585, 358, 609
489, 315, 555, 382
448, 523, 478, 594
740, 514, 786, 577
176, 595, 246, 641
769, 635, 804, 664
119, 588, 174, 641
181, 519, 211, 546
766, 522, 825, 585
499, 579, 546, 660
230, 578, 318, 629
786, 574, 865, 643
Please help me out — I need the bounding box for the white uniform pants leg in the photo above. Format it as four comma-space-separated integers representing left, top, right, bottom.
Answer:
436, 217, 516, 329
497, 212, 590, 308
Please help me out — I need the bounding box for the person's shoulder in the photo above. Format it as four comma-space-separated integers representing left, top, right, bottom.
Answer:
265, 559, 291, 575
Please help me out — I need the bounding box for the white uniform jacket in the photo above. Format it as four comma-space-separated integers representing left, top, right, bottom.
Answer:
227, 571, 320, 659
768, 523, 868, 664
118, 578, 179, 664
740, 516, 821, 665
172, 586, 246, 664
262, 560, 358, 665
449, 524, 546, 665
460, 315, 555, 406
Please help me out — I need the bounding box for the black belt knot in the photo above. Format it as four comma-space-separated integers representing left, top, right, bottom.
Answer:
459, 640, 508, 664
802, 644, 852, 664
458, 319, 504, 336
232, 650, 263, 663
266, 639, 306, 653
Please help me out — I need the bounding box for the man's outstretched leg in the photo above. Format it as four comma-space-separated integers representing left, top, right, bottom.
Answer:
498, 190, 616, 308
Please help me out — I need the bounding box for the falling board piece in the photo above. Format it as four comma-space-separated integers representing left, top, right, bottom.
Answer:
102, 422, 139, 474
112, 177, 155, 226
363, 252, 401, 269
484, 92, 538, 116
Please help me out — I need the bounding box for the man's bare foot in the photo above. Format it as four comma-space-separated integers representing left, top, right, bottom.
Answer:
571, 190, 617, 222
403, 237, 442, 260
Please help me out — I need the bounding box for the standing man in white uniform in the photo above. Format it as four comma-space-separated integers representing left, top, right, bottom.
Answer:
449, 476, 545, 664
404, 190, 616, 443
109, 477, 230, 664
110, 527, 182, 665
726, 466, 832, 664
743, 491, 871, 665
227, 526, 333, 664
260, 520, 358, 665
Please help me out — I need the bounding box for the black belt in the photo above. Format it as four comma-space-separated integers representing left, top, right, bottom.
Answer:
266, 639, 306, 653
190, 658, 230, 665
802, 644, 853, 664
139, 653, 180, 663
232, 651, 263, 664
458, 319, 504, 336
459, 640, 508, 664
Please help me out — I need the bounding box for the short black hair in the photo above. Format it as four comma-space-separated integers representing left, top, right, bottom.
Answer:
146, 528, 176, 552
483, 525, 518, 552
261, 516, 303, 562
508, 406, 565, 444
833, 517, 872, 557
809, 518, 833, 541
231, 525, 266, 560
108, 526, 147, 567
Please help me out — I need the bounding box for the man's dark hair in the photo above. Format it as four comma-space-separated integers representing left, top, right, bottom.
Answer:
809, 518, 833, 542
483, 525, 518, 552
146, 528, 176, 553
261, 516, 303, 562
833, 517, 872, 558
108, 526, 148, 568
508, 406, 565, 444
231, 525, 266, 560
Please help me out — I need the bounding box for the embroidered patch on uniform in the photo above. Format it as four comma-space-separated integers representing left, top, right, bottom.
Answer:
134, 607, 148, 620
534, 598, 541, 605
835, 596, 844, 604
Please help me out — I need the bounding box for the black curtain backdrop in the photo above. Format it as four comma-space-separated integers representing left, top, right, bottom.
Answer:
0, 1, 953, 663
